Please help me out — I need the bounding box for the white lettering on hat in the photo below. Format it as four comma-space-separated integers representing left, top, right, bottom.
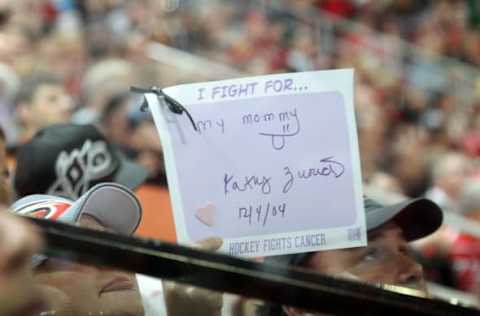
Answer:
47, 140, 116, 199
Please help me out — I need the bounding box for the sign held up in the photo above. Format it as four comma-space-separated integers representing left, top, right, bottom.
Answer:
146, 69, 366, 257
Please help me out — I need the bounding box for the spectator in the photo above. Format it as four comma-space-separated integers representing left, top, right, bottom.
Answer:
14, 123, 148, 199
261, 196, 442, 315
0, 63, 19, 144
448, 178, 480, 293
127, 109, 166, 187
74, 58, 135, 125
124, 108, 174, 242
14, 73, 73, 144
12, 122, 176, 242
11, 182, 145, 316
99, 91, 134, 147
0, 207, 46, 316
11, 122, 174, 313
425, 152, 471, 212
162, 196, 443, 316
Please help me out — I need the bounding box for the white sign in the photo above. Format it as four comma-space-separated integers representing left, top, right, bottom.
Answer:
146, 69, 366, 257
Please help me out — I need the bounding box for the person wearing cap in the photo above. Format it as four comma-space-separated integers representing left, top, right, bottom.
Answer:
258, 196, 443, 316
11, 182, 145, 316
13, 122, 178, 243
162, 196, 443, 316
14, 123, 149, 200
12, 123, 175, 314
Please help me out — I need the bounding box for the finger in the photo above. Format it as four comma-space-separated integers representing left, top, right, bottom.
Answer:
192, 237, 223, 251
0, 212, 44, 273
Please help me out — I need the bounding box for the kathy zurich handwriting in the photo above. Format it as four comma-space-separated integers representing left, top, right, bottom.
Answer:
224, 156, 345, 196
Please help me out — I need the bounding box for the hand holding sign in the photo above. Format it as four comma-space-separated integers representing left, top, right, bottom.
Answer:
163, 237, 223, 316
147, 69, 365, 257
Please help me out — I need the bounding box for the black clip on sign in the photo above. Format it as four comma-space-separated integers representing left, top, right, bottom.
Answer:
130, 86, 198, 132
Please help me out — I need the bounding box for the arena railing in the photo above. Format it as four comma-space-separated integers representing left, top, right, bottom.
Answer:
27, 216, 480, 316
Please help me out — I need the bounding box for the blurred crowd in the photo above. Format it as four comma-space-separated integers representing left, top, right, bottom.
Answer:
179, 0, 480, 201
0, 0, 170, 184
1, 0, 480, 197
1, 0, 480, 313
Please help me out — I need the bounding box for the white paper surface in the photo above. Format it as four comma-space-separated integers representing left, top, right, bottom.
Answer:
147, 69, 366, 257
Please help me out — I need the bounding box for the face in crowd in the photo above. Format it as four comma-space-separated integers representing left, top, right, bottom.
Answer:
282, 220, 425, 316
0, 207, 45, 316
16, 76, 73, 136
25, 83, 72, 130
34, 214, 145, 316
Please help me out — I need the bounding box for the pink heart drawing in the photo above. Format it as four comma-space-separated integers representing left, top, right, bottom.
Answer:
195, 203, 216, 227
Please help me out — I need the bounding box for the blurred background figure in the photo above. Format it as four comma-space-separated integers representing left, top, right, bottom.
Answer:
14, 73, 73, 144
0, 62, 19, 144
99, 91, 134, 148
448, 178, 480, 293
126, 107, 167, 187
75, 59, 135, 125
98, 91, 167, 187
425, 152, 472, 213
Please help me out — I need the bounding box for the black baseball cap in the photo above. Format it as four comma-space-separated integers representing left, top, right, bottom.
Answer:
14, 123, 148, 199
266, 196, 443, 267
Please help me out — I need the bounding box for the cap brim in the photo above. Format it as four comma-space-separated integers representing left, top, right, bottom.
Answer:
113, 155, 149, 191
11, 183, 142, 267
70, 183, 142, 235
367, 198, 443, 241
12, 183, 142, 235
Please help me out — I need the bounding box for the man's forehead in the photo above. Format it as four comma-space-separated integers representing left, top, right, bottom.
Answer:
78, 214, 113, 232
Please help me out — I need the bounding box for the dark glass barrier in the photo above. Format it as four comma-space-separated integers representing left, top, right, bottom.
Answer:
28, 217, 480, 316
